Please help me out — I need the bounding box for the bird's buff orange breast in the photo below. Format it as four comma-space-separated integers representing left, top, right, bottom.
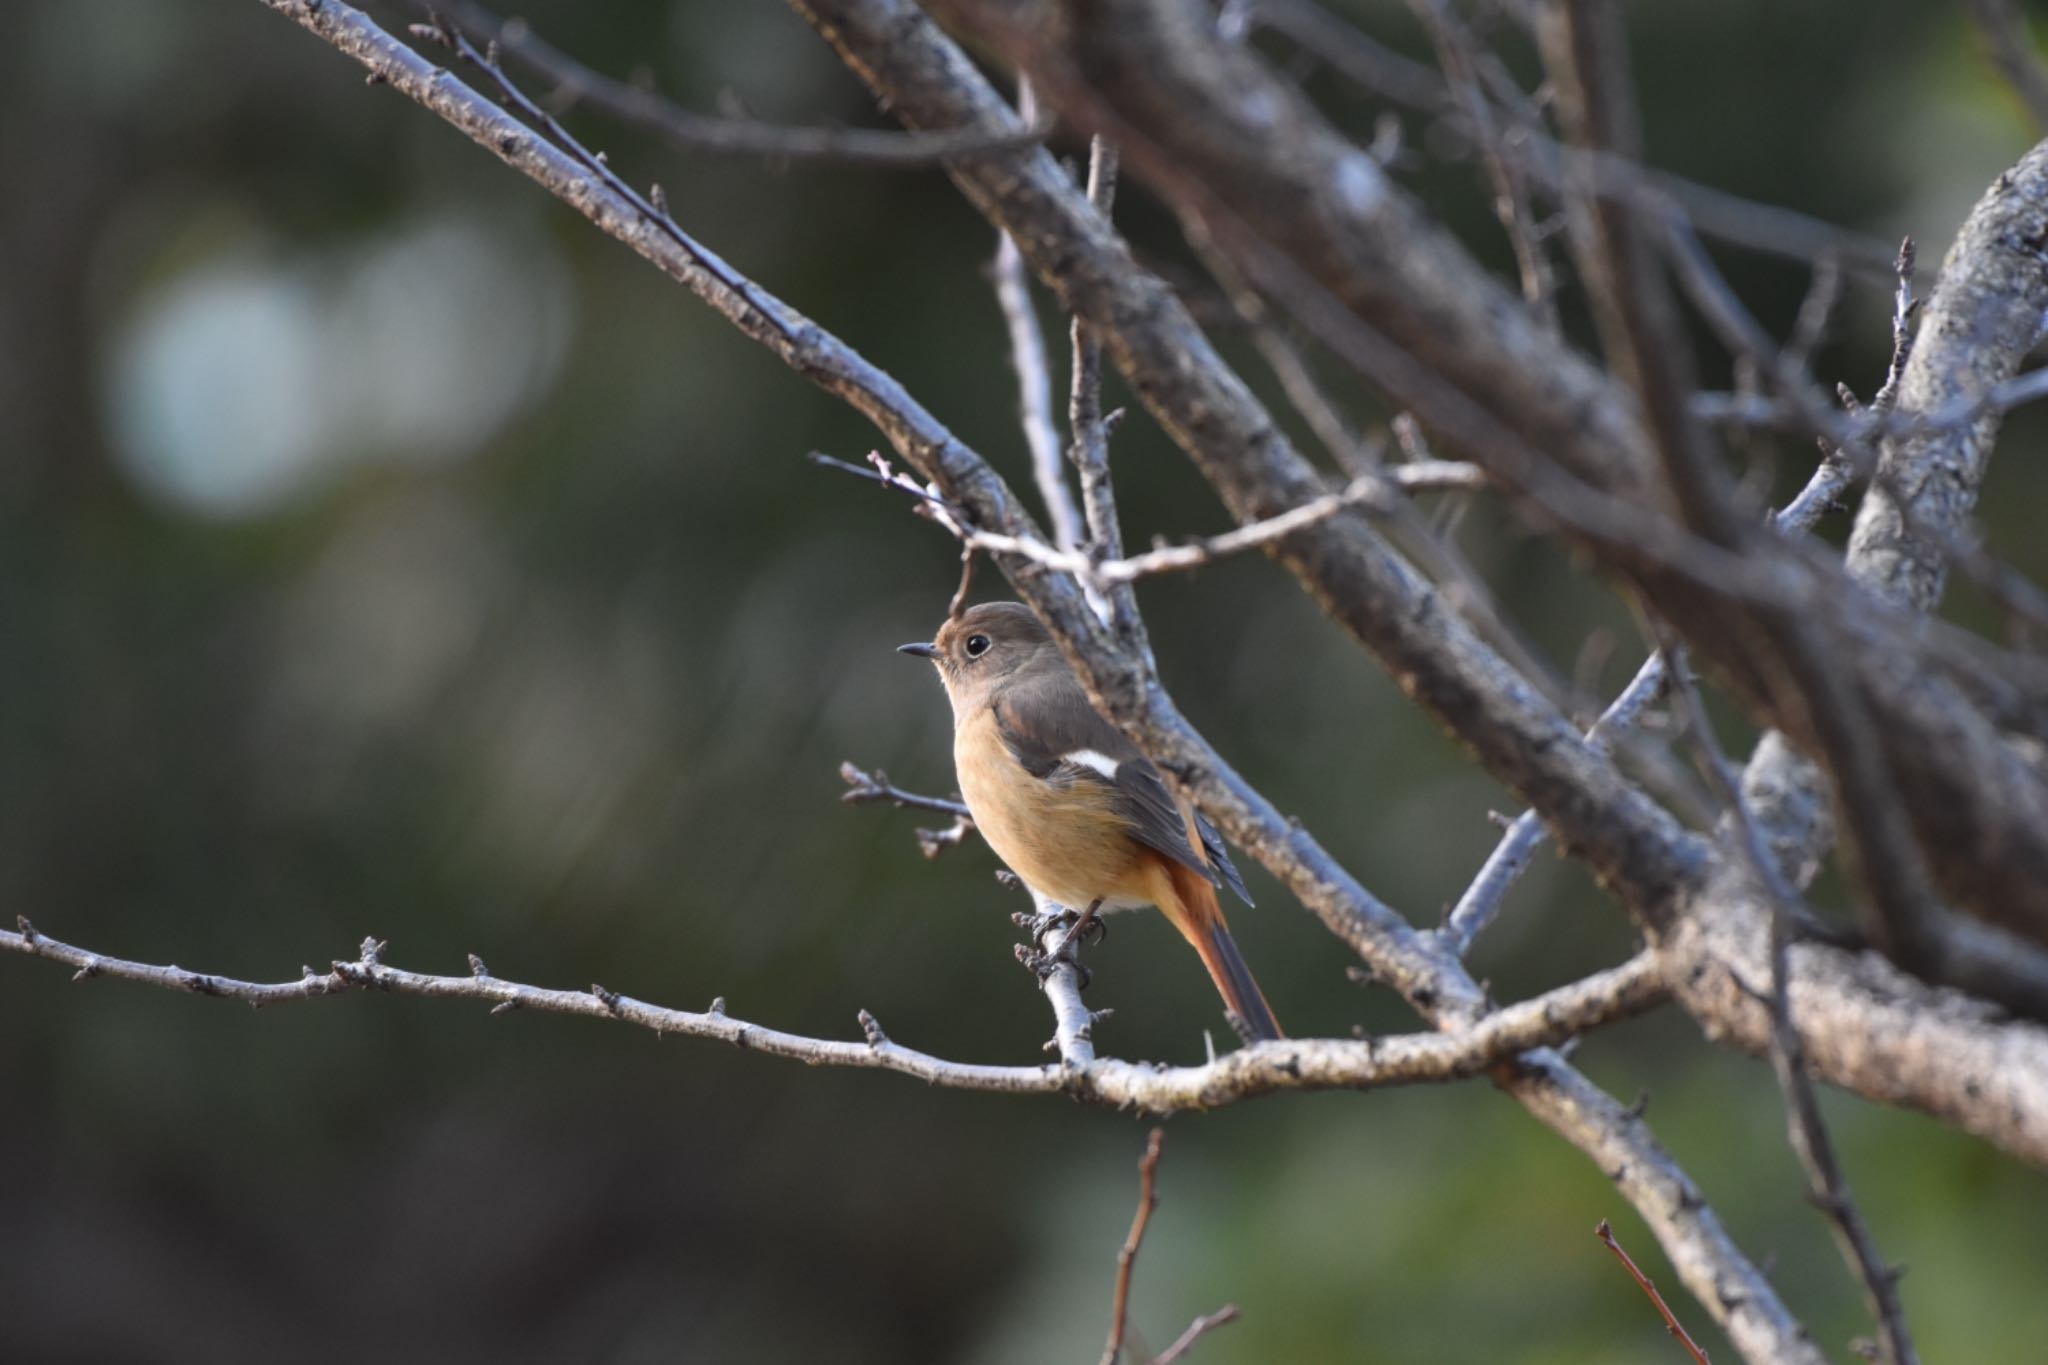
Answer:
953, 704, 1158, 911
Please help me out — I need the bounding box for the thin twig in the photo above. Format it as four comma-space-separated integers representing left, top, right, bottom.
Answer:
1595, 1219, 1712, 1365
839, 762, 978, 858
1659, 644, 1919, 1365
1661, 218, 2048, 635
915, 815, 976, 859
1440, 441, 1851, 957
422, 0, 1054, 164
817, 444, 1485, 586
1411, 0, 1560, 334
1069, 133, 1143, 639
976, 468, 1483, 582
1145, 1305, 1242, 1365
1439, 650, 1670, 954
1187, 235, 1574, 710
1101, 1128, 1165, 1365
1248, 0, 1895, 279
839, 761, 973, 818
995, 77, 1087, 556
1873, 236, 1919, 412
947, 543, 978, 620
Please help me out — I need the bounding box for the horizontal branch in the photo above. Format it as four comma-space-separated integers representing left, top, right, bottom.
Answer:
839, 761, 972, 818
0, 919, 1667, 1113
940, 463, 1486, 585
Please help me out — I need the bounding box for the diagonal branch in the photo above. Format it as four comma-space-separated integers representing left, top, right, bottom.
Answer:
1537, 0, 1733, 545
1664, 643, 1919, 1365
425, 0, 1053, 164
1244, 0, 1897, 279
1595, 1219, 1712, 1365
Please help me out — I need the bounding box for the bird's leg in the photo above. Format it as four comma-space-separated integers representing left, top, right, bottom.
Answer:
1011, 898, 1102, 990
1054, 899, 1105, 958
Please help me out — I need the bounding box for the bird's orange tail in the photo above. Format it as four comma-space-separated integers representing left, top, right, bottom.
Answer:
1160, 860, 1283, 1042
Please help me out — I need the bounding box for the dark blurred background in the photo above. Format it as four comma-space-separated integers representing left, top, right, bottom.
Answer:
2, 1, 2044, 1360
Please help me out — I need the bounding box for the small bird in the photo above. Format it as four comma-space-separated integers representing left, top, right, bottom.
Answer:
900, 601, 1281, 1041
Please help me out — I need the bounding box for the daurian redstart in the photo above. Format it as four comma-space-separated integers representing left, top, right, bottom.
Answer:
901, 601, 1282, 1041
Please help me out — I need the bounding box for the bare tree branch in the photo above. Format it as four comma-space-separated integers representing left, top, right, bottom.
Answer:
1, 917, 1667, 1110
1730, 145, 2048, 1001
1186, 236, 1577, 712
954, 464, 1486, 583
1245, 0, 1897, 279
1664, 643, 1918, 1365
1442, 650, 1672, 957
1068, 134, 1147, 645
1412, 0, 1561, 335
422, 0, 1055, 165
993, 76, 1087, 557
1444, 344, 1852, 958
1539, 0, 1731, 544
1022, 907, 1101, 1067
1503, 1050, 1823, 1364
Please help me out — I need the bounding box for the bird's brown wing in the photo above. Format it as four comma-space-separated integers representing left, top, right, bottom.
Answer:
990, 677, 1253, 907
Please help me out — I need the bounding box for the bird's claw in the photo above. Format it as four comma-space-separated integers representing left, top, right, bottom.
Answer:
1012, 905, 1078, 942
1012, 932, 1093, 991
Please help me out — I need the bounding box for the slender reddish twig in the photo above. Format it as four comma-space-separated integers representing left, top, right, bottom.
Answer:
1102, 1128, 1166, 1365
1596, 1219, 1711, 1365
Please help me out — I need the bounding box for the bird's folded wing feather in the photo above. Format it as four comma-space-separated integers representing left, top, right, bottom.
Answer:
991, 680, 1253, 907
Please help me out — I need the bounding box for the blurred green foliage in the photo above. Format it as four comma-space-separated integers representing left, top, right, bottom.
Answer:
2, 1, 2045, 1360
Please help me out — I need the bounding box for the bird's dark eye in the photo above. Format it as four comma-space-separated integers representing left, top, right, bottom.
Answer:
965, 634, 991, 658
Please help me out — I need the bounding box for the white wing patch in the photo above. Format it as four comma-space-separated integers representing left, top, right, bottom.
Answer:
1061, 748, 1122, 779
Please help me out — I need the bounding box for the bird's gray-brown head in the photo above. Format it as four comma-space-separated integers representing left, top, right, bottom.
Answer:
898, 601, 1055, 711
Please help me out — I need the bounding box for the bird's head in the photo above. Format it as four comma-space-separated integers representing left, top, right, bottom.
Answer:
898, 601, 1054, 708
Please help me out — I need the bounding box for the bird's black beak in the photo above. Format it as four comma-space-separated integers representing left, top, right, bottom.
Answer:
897, 642, 938, 659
